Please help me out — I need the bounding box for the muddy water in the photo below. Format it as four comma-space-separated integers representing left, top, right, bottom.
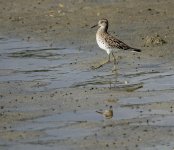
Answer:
0, 38, 124, 90
1, 37, 174, 150
1, 37, 173, 91
0, 38, 95, 90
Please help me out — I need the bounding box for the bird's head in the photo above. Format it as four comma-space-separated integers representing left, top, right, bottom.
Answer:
91, 19, 108, 29
98, 19, 108, 28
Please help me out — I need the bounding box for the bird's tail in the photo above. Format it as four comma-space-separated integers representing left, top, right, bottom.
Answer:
131, 48, 141, 52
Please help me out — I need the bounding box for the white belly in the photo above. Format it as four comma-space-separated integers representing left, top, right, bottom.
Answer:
96, 37, 112, 55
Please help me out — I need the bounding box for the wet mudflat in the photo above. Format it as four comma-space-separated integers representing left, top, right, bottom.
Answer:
0, 0, 174, 150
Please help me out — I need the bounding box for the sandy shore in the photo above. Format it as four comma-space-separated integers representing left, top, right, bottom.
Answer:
0, 0, 174, 150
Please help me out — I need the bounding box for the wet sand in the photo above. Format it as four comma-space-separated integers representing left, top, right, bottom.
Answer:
0, 0, 174, 150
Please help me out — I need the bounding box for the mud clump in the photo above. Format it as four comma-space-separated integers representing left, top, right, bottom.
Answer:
144, 34, 167, 47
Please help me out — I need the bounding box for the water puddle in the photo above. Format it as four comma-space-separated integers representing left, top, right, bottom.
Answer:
0, 37, 174, 92
8, 103, 173, 146
1, 37, 174, 149
0, 38, 95, 90
141, 141, 174, 150
0, 38, 122, 90
139, 115, 174, 127
120, 92, 174, 105
141, 142, 174, 150
9, 110, 101, 145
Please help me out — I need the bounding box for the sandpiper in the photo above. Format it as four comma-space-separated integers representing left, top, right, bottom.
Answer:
96, 106, 113, 119
91, 19, 141, 66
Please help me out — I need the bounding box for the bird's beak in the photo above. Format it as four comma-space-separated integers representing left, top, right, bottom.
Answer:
91, 24, 98, 28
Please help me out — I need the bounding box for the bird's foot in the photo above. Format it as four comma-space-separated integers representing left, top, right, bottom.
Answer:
91, 60, 110, 70
91, 64, 103, 69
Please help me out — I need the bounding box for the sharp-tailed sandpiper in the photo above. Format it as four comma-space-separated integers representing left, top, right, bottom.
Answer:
91, 19, 141, 66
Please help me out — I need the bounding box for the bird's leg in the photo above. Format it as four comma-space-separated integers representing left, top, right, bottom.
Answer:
111, 52, 118, 72
108, 53, 111, 62
112, 52, 116, 65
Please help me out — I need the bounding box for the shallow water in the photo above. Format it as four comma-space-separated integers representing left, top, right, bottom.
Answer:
1, 37, 174, 149
0, 38, 82, 89
0, 38, 119, 90
1, 37, 174, 91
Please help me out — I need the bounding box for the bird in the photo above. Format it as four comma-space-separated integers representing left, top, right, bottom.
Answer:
91, 19, 141, 66
96, 106, 113, 119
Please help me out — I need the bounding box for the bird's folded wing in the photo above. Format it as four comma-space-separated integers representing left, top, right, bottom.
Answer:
105, 34, 131, 50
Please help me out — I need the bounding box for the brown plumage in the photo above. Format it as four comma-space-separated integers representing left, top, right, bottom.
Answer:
92, 19, 141, 63
105, 34, 141, 52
